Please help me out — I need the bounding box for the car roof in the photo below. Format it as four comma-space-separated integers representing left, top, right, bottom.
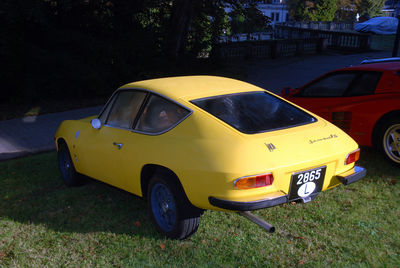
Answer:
119, 76, 264, 101
340, 61, 400, 72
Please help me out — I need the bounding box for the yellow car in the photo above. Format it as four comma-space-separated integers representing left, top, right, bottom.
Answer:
55, 76, 366, 239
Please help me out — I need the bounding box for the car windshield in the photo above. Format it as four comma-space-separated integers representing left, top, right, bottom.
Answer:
191, 91, 317, 134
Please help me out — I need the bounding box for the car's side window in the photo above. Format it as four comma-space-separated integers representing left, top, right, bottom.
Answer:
135, 94, 190, 134
106, 91, 147, 129
99, 94, 116, 124
344, 72, 381, 96
299, 72, 358, 97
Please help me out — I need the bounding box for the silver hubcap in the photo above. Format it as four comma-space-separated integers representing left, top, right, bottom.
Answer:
161, 202, 169, 213
383, 123, 400, 163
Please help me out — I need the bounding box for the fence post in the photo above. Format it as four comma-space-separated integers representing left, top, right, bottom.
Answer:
296, 39, 304, 55
316, 38, 323, 53
271, 40, 278, 59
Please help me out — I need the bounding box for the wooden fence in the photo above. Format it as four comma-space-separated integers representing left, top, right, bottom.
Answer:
274, 25, 371, 51
212, 38, 324, 60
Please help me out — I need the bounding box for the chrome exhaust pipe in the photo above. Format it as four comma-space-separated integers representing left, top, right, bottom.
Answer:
237, 211, 275, 233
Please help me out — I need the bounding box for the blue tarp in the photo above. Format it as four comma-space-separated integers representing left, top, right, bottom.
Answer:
355, 17, 398, 35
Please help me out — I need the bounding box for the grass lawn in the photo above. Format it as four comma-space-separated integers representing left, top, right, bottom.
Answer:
0, 148, 399, 267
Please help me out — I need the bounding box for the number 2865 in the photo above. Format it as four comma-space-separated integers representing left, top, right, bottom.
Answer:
297, 169, 322, 185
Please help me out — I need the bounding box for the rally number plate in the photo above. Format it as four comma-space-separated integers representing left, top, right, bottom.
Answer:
288, 166, 326, 201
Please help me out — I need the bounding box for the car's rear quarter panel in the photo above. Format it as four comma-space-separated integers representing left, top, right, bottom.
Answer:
285, 94, 400, 147
169, 105, 359, 211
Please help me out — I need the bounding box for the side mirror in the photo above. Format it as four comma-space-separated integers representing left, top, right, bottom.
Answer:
91, 118, 102, 130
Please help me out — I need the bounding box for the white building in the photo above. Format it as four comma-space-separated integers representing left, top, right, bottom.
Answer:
224, 0, 289, 25
257, 0, 289, 25
382, 0, 400, 17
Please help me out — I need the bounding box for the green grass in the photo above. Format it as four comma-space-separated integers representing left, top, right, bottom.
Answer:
0, 149, 399, 267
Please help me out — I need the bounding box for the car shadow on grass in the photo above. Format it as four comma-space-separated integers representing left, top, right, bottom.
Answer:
358, 146, 400, 181
0, 152, 164, 239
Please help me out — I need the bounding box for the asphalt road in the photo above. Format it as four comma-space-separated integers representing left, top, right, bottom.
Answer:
247, 50, 391, 93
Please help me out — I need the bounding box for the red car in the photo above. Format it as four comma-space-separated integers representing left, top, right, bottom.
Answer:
282, 59, 400, 166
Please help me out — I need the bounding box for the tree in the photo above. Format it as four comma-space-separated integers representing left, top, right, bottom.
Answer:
165, 0, 270, 59
187, 2, 230, 58
313, 0, 337, 21
229, 3, 271, 35
336, 0, 356, 21
2, 0, 272, 102
287, 0, 337, 21
354, 0, 385, 18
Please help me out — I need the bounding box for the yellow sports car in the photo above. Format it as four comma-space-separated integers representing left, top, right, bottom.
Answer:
55, 76, 366, 239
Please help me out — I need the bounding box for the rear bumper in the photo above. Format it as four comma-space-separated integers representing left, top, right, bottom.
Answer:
209, 195, 287, 211
335, 166, 366, 185
209, 165, 366, 211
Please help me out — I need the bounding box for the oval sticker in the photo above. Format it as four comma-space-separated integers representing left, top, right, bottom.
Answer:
297, 182, 316, 198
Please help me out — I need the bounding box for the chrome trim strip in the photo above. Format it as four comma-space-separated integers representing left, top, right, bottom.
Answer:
190, 91, 318, 135
361, 57, 400, 64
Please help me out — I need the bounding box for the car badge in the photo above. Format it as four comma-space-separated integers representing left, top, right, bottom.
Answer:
265, 143, 276, 152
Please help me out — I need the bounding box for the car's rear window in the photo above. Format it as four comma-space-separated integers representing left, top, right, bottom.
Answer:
191, 91, 317, 134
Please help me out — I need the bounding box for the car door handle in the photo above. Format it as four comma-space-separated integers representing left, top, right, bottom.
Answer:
113, 142, 123, 149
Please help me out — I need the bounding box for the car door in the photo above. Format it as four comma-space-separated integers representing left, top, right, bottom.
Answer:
76, 90, 147, 190
119, 93, 191, 195
287, 72, 360, 120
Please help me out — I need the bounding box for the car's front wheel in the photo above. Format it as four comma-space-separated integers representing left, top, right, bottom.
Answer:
147, 174, 201, 239
378, 118, 400, 165
58, 141, 84, 186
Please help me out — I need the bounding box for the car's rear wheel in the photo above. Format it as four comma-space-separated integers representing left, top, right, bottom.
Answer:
378, 118, 400, 165
147, 174, 201, 239
58, 141, 84, 186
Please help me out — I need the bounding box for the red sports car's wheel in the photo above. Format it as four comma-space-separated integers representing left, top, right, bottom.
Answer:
380, 119, 400, 165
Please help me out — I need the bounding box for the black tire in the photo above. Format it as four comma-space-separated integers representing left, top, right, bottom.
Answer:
57, 142, 85, 186
147, 173, 201, 239
376, 117, 400, 165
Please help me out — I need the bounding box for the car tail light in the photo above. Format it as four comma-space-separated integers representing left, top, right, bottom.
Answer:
234, 173, 274, 189
345, 148, 360, 165
332, 112, 352, 133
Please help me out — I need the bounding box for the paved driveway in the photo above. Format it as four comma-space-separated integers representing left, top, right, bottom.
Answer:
0, 106, 101, 160
246, 50, 391, 93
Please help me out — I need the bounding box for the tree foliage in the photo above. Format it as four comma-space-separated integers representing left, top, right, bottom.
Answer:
1, 0, 270, 102
336, 0, 355, 21
287, 0, 337, 21
354, 0, 385, 18
229, 3, 271, 34
288, 0, 386, 22
335, 0, 386, 21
